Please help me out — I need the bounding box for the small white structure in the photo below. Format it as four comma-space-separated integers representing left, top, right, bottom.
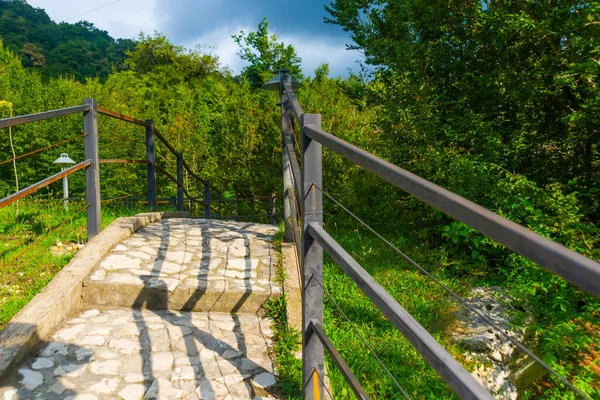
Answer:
53, 153, 76, 210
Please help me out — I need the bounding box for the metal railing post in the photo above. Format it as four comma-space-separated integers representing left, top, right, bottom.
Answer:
204, 181, 211, 218
281, 71, 294, 242
302, 113, 324, 398
176, 152, 184, 212
83, 98, 101, 239
271, 192, 276, 225
145, 120, 157, 212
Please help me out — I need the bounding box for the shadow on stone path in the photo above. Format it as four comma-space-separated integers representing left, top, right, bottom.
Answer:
0, 218, 281, 400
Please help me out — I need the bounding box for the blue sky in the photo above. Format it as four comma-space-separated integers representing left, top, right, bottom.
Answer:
27, 0, 362, 77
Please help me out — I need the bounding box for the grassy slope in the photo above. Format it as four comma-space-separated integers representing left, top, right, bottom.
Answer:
266, 215, 478, 399
0, 200, 153, 329
322, 222, 473, 399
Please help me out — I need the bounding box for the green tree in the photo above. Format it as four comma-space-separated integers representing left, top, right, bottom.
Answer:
126, 32, 219, 85
232, 17, 302, 88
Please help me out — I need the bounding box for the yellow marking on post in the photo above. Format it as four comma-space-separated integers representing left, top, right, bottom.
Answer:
312, 368, 321, 400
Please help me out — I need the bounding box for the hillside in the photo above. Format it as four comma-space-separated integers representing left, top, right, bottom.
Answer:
0, 0, 135, 81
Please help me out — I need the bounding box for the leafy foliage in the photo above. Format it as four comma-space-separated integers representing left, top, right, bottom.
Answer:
326, 0, 600, 396
233, 17, 303, 88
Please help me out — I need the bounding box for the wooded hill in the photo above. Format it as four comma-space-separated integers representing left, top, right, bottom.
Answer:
0, 0, 134, 81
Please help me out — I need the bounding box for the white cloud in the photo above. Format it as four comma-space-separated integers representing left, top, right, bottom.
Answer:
280, 34, 362, 78
27, 0, 158, 39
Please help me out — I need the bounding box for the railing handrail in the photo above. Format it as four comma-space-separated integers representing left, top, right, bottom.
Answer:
97, 107, 149, 127
0, 104, 91, 129
0, 159, 91, 208
304, 124, 600, 300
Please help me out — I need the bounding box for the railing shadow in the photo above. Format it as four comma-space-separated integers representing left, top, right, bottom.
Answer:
0, 324, 91, 399
131, 218, 277, 398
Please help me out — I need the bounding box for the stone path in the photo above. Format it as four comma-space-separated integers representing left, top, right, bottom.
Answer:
83, 218, 281, 313
0, 219, 282, 399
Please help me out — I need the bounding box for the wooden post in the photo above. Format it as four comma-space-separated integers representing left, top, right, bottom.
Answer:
270, 192, 276, 225
281, 72, 294, 242
83, 98, 101, 239
176, 152, 184, 212
301, 113, 324, 399
204, 181, 211, 218
145, 120, 157, 212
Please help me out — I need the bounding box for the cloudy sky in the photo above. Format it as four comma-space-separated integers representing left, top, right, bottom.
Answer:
27, 0, 362, 77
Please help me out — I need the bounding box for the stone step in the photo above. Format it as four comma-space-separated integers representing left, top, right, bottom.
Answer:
0, 308, 278, 400
81, 219, 282, 313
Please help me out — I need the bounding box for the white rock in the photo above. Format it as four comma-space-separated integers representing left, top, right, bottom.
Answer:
115, 245, 129, 251
31, 357, 54, 369
221, 349, 242, 359
216, 374, 245, 385
75, 347, 93, 361
81, 309, 100, 318
217, 320, 236, 331
80, 336, 106, 346
48, 377, 75, 395
155, 261, 185, 274
18, 369, 44, 390
56, 324, 85, 341
90, 378, 119, 394
101, 254, 141, 270
88, 327, 112, 336
227, 258, 259, 270
2, 388, 17, 400
252, 372, 276, 389
90, 269, 106, 281
106, 273, 144, 286
145, 378, 184, 399
119, 384, 146, 400
53, 363, 86, 378
90, 360, 121, 375
99, 351, 118, 359
152, 352, 174, 372
200, 348, 217, 360
128, 251, 153, 260
124, 373, 145, 383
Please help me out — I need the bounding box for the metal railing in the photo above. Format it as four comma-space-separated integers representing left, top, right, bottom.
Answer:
0, 99, 241, 238
0, 99, 282, 239
275, 71, 600, 399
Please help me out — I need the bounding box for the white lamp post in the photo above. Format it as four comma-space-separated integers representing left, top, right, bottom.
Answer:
53, 153, 76, 210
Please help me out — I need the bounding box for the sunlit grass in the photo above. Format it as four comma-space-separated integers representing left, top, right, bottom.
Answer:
0, 198, 158, 329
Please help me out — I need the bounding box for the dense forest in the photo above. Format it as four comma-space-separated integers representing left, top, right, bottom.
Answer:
0, 0, 134, 81
0, 0, 599, 398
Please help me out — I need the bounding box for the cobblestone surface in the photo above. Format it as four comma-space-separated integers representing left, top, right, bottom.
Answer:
0, 309, 277, 399
83, 219, 281, 312
0, 219, 282, 399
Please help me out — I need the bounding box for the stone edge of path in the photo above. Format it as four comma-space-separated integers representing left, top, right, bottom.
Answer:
281, 242, 301, 333
0, 211, 191, 380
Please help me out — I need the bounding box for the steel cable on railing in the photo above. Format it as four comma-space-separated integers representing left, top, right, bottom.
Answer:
302, 367, 335, 400
312, 183, 590, 400
0, 134, 84, 166
316, 368, 335, 399
308, 273, 412, 399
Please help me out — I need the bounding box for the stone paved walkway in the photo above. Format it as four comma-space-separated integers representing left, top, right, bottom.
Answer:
0, 219, 282, 399
83, 219, 281, 313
